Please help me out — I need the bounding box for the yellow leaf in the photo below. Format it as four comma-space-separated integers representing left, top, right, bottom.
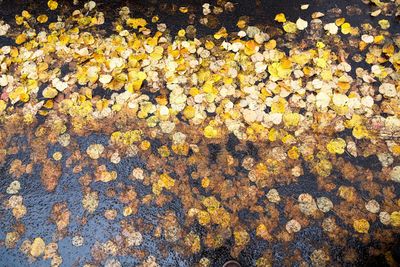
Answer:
275, 13, 286, 23
43, 87, 58, 98
21, 10, 31, 19
0, 100, 6, 114
214, 27, 228, 40
341, 22, 351, 34
15, 34, 27, 45
178, 29, 186, 37
283, 22, 297, 33
353, 219, 370, 233
283, 112, 300, 126
179, 6, 189, 13
37, 15, 49, 24
30, 237, 45, 257
390, 211, 400, 227
288, 146, 300, 159
126, 18, 147, 29
204, 125, 219, 138
326, 138, 346, 154
237, 19, 247, 29
47, 0, 58, 10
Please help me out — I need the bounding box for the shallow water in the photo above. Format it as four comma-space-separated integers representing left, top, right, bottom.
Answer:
0, 0, 400, 266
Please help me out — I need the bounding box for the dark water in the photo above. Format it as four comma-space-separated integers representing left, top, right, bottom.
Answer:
0, 0, 399, 266
1, 0, 399, 36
